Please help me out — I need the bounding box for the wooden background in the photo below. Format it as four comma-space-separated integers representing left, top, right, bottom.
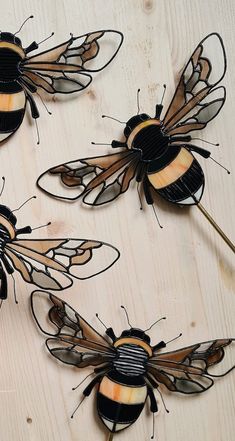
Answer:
0, 1, 234, 440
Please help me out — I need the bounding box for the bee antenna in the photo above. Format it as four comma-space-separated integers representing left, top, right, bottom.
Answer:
0, 300, 3, 310
14, 15, 34, 36
0, 177, 5, 198
120, 305, 132, 328
71, 395, 86, 419
11, 274, 18, 304
160, 84, 166, 105
137, 88, 141, 114
31, 221, 51, 231
96, 313, 108, 330
38, 32, 54, 46
12, 196, 36, 212
102, 115, 126, 124
145, 316, 166, 332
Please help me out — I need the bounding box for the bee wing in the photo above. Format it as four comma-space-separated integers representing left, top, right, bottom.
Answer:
21, 30, 123, 94
37, 151, 140, 204
147, 339, 235, 394
162, 33, 226, 136
5, 237, 119, 290
31, 291, 115, 367
45, 338, 114, 368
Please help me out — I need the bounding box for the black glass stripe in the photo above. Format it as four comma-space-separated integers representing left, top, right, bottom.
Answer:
97, 393, 144, 424
0, 109, 25, 132
0, 81, 23, 93
156, 159, 204, 203
147, 145, 181, 173
107, 370, 145, 386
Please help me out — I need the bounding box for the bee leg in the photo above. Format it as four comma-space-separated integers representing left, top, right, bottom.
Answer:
143, 177, 153, 205
71, 374, 103, 419
16, 226, 32, 236
155, 85, 166, 118
152, 341, 167, 351
186, 144, 211, 158
143, 178, 163, 228
25, 91, 40, 119
147, 387, 158, 439
0, 258, 18, 304
24, 41, 39, 54
91, 141, 127, 149
1, 255, 14, 275
148, 386, 158, 413
146, 375, 170, 415
82, 374, 103, 397
153, 333, 182, 351
106, 328, 117, 342
111, 141, 127, 148
0, 262, 7, 300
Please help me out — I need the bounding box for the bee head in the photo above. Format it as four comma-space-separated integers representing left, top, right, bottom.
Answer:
120, 328, 151, 345
124, 114, 151, 138
0, 32, 22, 47
0, 205, 17, 226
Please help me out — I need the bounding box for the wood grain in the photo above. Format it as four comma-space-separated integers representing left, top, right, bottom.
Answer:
0, 1, 234, 440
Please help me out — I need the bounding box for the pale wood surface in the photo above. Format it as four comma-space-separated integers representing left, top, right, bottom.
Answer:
0, 1, 234, 440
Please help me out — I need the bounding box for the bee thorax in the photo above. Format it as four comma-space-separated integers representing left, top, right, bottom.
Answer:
131, 123, 169, 161
113, 344, 148, 376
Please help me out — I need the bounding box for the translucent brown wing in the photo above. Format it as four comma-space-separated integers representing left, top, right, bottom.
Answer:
147, 339, 235, 394
162, 33, 226, 136
31, 291, 115, 368
21, 30, 123, 94
37, 151, 140, 204
5, 237, 120, 290
45, 338, 115, 368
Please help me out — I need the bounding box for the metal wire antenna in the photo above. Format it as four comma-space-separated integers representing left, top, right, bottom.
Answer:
14, 15, 33, 35
12, 196, 36, 212
197, 202, 235, 253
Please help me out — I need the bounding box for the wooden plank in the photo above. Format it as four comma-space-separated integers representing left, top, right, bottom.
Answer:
0, 1, 234, 440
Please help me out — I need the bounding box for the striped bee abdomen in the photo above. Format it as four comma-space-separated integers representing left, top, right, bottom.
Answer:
97, 370, 147, 433
147, 147, 204, 205
0, 88, 26, 142
0, 41, 26, 142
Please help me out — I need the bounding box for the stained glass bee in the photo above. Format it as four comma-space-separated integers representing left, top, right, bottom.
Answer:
37, 33, 234, 252
0, 15, 123, 144
31, 291, 235, 439
0, 181, 119, 304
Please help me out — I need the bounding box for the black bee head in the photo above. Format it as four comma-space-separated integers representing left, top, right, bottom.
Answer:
121, 328, 151, 344
0, 205, 17, 226
124, 114, 151, 138
0, 32, 22, 47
